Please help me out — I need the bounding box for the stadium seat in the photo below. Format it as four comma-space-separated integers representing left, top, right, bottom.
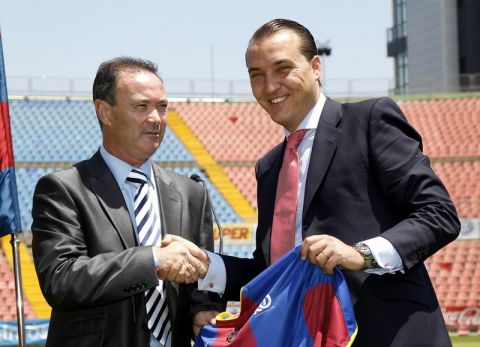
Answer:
7, 96, 480, 326
0, 245, 36, 320
172, 102, 284, 162
10, 100, 194, 163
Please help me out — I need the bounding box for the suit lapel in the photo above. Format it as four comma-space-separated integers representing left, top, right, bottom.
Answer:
256, 141, 285, 264
152, 166, 182, 317
257, 141, 285, 212
88, 151, 136, 249
303, 98, 342, 215
153, 166, 182, 238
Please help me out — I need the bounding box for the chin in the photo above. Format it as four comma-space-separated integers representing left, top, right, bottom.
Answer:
148, 146, 160, 156
268, 112, 290, 128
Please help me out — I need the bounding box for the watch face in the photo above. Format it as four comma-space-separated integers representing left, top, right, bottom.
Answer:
354, 242, 377, 269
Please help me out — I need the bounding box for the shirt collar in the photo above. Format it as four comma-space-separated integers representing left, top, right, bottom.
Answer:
284, 92, 326, 136
99, 145, 154, 186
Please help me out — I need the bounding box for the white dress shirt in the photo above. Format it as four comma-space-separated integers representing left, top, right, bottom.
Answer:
199, 93, 403, 294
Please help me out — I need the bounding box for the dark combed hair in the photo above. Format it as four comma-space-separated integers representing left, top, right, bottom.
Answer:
92, 56, 161, 105
249, 19, 318, 61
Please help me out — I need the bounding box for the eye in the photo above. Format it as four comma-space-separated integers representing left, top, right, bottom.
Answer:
157, 103, 168, 113
278, 65, 291, 72
248, 70, 263, 79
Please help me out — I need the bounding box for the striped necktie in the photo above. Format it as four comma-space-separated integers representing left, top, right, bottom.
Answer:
126, 168, 171, 344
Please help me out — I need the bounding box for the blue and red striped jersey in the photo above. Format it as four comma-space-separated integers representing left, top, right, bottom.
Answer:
195, 246, 358, 347
0, 29, 22, 236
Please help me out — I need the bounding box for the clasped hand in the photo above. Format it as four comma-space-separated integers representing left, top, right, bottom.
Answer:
153, 234, 209, 284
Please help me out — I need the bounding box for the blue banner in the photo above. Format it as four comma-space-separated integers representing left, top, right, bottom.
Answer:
0, 320, 49, 346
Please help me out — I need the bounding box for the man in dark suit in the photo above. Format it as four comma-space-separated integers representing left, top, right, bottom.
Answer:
31, 57, 222, 347
197, 19, 460, 346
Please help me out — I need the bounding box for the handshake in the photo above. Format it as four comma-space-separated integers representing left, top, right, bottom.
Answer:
153, 234, 210, 284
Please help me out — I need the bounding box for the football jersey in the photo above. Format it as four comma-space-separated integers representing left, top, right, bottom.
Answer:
195, 246, 358, 347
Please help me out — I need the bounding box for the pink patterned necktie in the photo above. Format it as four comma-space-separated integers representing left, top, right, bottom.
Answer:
270, 129, 308, 264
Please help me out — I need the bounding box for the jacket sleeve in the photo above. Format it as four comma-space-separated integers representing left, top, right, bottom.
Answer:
185, 180, 226, 318
215, 161, 268, 301
368, 97, 460, 269
31, 173, 159, 310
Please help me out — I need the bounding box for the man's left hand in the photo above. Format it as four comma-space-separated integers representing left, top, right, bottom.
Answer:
300, 235, 364, 274
193, 310, 218, 336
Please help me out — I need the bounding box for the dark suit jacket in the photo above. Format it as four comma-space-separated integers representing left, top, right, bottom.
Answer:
31, 151, 222, 347
221, 97, 460, 347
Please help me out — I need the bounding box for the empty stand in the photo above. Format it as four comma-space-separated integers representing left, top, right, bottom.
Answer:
174, 98, 480, 162
15, 167, 61, 231
0, 242, 36, 321
425, 240, 480, 308
15, 166, 242, 231
172, 102, 284, 162
224, 166, 257, 210
221, 244, 256, 258
6, 96, 480, 328
400, 98, 480, 158
431, 161, 480, 218
166, 167, 242, 224
10, 100, 193, 163
167, 110, 257, 222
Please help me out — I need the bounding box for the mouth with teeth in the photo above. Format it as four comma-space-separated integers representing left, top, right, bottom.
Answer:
270, 96, 288, 104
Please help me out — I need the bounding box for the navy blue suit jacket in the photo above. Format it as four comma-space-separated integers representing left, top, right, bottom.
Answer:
221, 97, 459, 347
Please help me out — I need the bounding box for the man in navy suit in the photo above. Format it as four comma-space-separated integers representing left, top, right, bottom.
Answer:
196, 19, 459, 346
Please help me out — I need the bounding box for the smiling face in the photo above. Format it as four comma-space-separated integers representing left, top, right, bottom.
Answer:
95, 70, 168, 167
246, 30, 321, 132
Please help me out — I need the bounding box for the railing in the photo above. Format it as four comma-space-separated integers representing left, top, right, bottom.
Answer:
389, 73, 480, 95
459, 73, 480, 92
386, 22, 407, 43
7, 74, 480, 100
6, 75, 394, 100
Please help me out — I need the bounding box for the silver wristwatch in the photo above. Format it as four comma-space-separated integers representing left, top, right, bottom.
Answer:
353, 242, 379, 269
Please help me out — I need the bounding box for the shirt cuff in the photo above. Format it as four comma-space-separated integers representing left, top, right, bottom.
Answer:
363, 237, 403, 275
152, 247, 160, 268
197, 251, 226, 295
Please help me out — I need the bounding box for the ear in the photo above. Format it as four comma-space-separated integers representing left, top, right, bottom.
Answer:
95, 99, 112, 126
311, 55, 322, 81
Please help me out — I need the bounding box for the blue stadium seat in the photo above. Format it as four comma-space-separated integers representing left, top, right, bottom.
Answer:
166, 167, 242, 224
221, 244, 255, 258
15, 167, 61, 231
15, 165, 241, 232
10, 100, 193, 163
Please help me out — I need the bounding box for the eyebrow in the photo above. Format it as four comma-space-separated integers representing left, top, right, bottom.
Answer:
133, 96, 167, 102
273, 59, 292, 66
131, 98, 168, 106
248, 59, 293, 73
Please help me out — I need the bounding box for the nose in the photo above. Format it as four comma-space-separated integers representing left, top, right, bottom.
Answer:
148, 107, 166, 124
264, 74, 279, 95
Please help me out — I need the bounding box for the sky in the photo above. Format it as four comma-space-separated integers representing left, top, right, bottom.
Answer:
0, 0, 393, 98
